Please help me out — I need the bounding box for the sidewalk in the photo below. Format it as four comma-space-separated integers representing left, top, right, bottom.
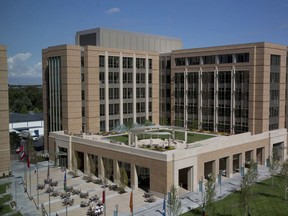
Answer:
1, 160, 270, 216
132, 165, 270, 216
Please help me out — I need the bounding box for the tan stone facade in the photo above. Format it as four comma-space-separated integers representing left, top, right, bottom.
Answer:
170, 42, 287, 135
0, 45, 10, 176
43, 45, 159, 152
50, 128, 287, 195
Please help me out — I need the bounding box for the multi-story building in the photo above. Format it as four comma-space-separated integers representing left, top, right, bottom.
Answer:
43, 29, 288, 195
159, 42, 288, 135
42, 29, 182, 152
168, 42, 287, 135
0, 45, 10, 176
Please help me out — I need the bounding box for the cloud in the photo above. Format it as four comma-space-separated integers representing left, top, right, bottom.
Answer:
105, 7, 120, 14
8, 52, 42, 85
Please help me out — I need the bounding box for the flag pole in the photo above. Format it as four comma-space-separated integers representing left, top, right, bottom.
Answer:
36, 162, 39, 209
24, 158, 27, 192
29, 157, 31, 199
64, 170, 67, 216
104, 187, 106, 216
130, 186, 133, 216
48, 158, 51, 216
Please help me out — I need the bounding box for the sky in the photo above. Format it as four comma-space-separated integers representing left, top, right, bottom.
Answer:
1, 0, 288, 85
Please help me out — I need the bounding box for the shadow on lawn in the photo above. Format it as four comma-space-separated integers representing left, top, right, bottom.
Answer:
190, 209, 233, 216
256, 192, 279, 199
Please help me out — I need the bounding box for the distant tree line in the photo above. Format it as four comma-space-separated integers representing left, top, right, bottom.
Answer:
9, 85, 43, 113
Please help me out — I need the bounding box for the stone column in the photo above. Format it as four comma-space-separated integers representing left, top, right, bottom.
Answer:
119, 52, 124, 125
105, 51, 109, 132
113, 160, 120, 182
252, 149, 257, 162
84, 152, 89, 175
128, 132, 131, 146
68, 135, 72, 170
214, 159, 219, 180
227, 155, 233, 178
187, 166, 194, 191
135, 134, 138, 148
130, 164, 138, 189
98, 156, 104, 179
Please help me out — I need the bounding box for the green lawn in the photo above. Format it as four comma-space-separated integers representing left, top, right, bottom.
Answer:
0, 183, 9, 194
182, 176, 288, 216
174, 131, 214, 144
108, 131, 214, 146
0, 182, 22, 216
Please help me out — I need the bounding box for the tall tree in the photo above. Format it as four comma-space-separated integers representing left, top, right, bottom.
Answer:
238, 160, 258, 215
204, 174, 216, 216
167, 185, 182, 216
280, 159, 288, 200
268, 155, 280, 186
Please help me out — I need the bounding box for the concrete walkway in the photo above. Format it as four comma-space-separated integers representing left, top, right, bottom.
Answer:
1, 160, 270, 216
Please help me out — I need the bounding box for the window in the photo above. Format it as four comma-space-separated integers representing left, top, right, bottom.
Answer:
136, 103, 141, 112
114, 72, 119, 83
235, 53, 249, 63
109, 88, 113, 99
114, 88, 119, 99
123, 57, 133, 68
108, 56, 120, 68
128, 73, 133, 83
81, 56, 84, 67
100, 104, 105, 116
109, 104, 114, 115
128, 88, 133, 98
175, 58, 186, 66
123, 73, 127, 83
187, 57, 200, 65
114, 104, 119, 115
136, 88, 141, 98
99, 72, 105, 84
100, 121, 105, 131
82, 107, 85, 117
81, 73, 85, 83
141, 102, 145, 112
141, 88, 145, 98
109, 72, 113, 83
136, 73, 141, 83
219, 54, 233, 64
81, 90, 85, 100
271, 55, 280, 66
141, 73, 145, 83
99, 56, 105, 67
149, 73, 152, 83
149, 59, 152, 69
100, 88, 105, 100
128, 103, 133, 113
123, 88, 127, 99
123, 103, 127, 114
203, 56, 215, 64
136, 58, 145, 69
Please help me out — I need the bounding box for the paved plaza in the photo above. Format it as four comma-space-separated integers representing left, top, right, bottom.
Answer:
2, 160, 270, 216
